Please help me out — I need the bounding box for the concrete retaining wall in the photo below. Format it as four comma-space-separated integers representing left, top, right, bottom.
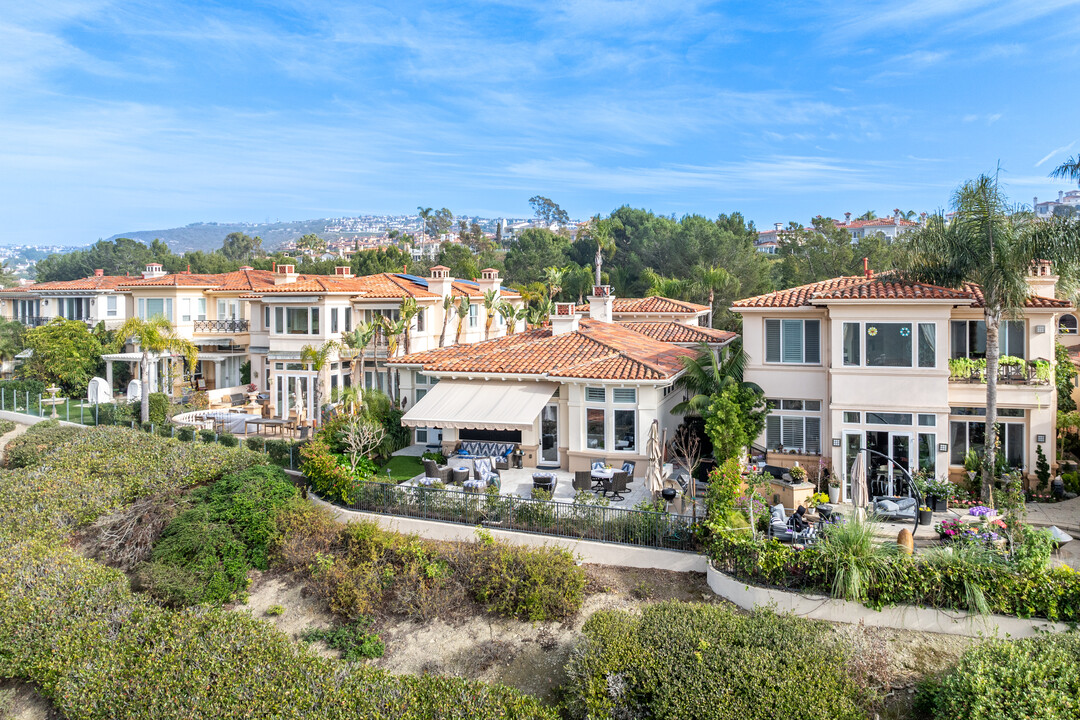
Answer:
307, 494, 708, 573
706, 561, 1070, 638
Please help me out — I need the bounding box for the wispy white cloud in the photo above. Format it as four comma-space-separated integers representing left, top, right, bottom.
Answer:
1036, 141, 1076, 167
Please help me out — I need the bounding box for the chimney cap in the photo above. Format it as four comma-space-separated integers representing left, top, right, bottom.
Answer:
93, 269, 104, 277
239, 265, 253, 270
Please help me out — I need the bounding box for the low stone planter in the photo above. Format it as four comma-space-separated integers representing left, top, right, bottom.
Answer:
705, 560, 1070, 639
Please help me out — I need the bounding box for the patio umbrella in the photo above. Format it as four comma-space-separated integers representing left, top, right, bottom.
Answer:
646, 419, 665, 496
849, 450, 868, 519
292, 385, 305, 422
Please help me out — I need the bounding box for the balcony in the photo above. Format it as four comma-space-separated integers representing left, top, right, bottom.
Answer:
948, 357, 1053, 385
194, 319, 250, 333
18, 316, 51, 328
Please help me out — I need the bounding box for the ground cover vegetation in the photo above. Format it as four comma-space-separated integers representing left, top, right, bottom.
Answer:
0, 423, 558, 719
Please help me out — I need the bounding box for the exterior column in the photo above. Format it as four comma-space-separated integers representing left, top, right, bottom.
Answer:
105, 360, 113, 390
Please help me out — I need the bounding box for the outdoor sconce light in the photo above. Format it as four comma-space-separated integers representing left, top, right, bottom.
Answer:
831, 438, 841, 447
938, 443, 948, 453
1035, 325, 1046, 333
1037, 434, 1047, 443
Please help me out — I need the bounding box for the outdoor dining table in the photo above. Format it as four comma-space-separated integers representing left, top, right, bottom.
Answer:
591, 466, 616, 494
245, 417, 289, 436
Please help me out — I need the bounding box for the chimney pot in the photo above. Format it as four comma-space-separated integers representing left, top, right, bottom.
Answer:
863, 257, 871, 279
844, 212, 851, 223
93, 269, 104, 277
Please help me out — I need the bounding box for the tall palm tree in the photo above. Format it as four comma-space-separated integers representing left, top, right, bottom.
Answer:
299, 340, 339, 427
438, 294, 454, 347
585, 215, 615, 286
398, 296, 419, 355
381, 316, 407, 402
672, 340, 756, 416
526, 296, 553, 328
857, 210, 877, 221
454, 295, 471, 344
691, 264, 737, 328
901, 174, 1080, 501
543, 265, 568, 300
417, 206, 434, 244
341, 319, 378, 390
482, 289, 499, 340
109, 317, 198, 423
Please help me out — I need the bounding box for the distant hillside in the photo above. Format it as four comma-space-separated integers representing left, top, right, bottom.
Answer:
104, 219, 349, 252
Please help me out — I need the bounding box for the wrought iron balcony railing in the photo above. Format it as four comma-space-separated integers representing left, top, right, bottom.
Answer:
193, 319, 250, 333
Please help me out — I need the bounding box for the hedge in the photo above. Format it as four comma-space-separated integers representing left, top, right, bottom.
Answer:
0, 419, 16, 436
2, 420, 87, 468
562, 601, 870, 720
916, 633, 1080, 720
709, 532, 1080, 622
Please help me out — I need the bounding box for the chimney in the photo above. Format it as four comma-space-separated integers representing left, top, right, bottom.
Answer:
334, 265, 353, 278
550, 302, 579, 335
587, 285, 613, 323
773, 222, 783, 232
844, 212, 851, 223
1027, 259, 1058, 298
1060, 191, 1065, 202
863, 257, 872, 279
93, 269, 104, 277
273, 264, 298, 285
427, 265, 454, 299
239, 265, 253, 271
476, 268, 501, 296
142, 263, 165, 279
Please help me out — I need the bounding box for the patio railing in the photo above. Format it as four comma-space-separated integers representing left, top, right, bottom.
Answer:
193, 319, 250, 333
338, 481, 700, 552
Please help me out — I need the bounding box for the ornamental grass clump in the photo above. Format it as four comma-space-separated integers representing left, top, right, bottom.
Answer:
814, 515, 897, 602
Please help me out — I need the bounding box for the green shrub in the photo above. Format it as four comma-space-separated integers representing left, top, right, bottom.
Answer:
563, 602, 869, 720
137, 466, 297, 606
917, 633, 1080, 720
93, 401, 133, 426
2, 420, 86, 468
176, 427, 195, 442
198, 428, 216, 443
0, 426, 267, 544
0, 541, 556, 720
147, 392, 170, 425
266, 604, 284, 616
217, 432, 239, 448
245, 436, 265, 452
0, 419, 16, 435
301, 617, 385, 661
301, 436, 357, 504
0, 378, 46, 408
264, 438, 302, 468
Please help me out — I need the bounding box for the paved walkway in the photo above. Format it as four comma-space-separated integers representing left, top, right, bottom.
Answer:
1026, 497, 1080, 535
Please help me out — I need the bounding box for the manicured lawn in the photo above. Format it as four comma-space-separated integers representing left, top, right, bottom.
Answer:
379, 455, 424, 483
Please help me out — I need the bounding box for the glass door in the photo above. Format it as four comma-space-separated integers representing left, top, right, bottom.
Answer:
889, 433, 913, 496
843, 431, 863, 502
540, 403, 559, 466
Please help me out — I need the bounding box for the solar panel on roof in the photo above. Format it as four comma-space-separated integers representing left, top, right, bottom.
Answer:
456, 279, 480, 287
395, 273, 429, 288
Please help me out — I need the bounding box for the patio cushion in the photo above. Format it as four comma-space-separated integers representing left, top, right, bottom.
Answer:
475, 458, 492, 476
622, 461, 635, 476
895, 497, 917, 512
876, 499, 900, 514
770, 503, 786, 525
592, 461, 607, 472
419, 476, 440, 486
458, 441, 514, 458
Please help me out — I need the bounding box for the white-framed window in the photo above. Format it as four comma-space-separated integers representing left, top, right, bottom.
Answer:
918, 414, 936, 426
613, 388, 636, 403
197, 298, 206, 321
842, 322, 860, 366
468, 303, 478, 328
918, 323, 936, 367
331, 308, 339, 333
865, 412, 913, 425
1059, 314, 1077, 335
417, 308, 425, 332
139, 297, 172, 321
951, 319, 1024, 359
842, 321, 935, 368
950, 420, 1024, 469
264, 306, 270, 330
765, 318, 820, 364
106, 295, 118, 317
344, 307, 352, 332
181, 298, 191, 322
763, 397, 821, 453
843, 411, 860, 423
586, 407, 605, 449
274, 307, 321, 335
585, 387, 605, 403
614, 409, 636, 452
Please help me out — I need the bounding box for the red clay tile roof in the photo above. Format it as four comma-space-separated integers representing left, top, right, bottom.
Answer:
576, 296, 708, 315
7, 274, 130, 292
389, 320, 695, 381
839, 217, 919, 229
120, 269, 267, 288
617, 321, 736, 345
732, 275, 1072, 310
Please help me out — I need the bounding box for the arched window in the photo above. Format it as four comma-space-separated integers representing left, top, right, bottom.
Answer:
1059, 315, 1078, 335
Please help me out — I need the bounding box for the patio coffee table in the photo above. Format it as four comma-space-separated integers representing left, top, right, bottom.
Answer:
452, 467, 470, 485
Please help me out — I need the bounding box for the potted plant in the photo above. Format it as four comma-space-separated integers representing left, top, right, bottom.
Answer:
924, 473, 953, 513
918, 505, 934, 525
828, 477, 841, 504
789, 464, 807, 484
963, 449, 980, 485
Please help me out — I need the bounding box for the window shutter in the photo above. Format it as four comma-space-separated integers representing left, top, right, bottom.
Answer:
585, 387, 605, 403
804, 417, 821, 454
782, 319, 803, 363
803, 320, 820, 363
612, 388, 636, 403
766, 415, 781, 449
765, 320, 781, 363
781, 417, 803, 449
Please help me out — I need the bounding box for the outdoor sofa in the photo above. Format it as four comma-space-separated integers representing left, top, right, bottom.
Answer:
871, 495, 918, 524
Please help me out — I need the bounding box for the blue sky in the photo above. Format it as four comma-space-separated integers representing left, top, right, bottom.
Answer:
2, 0, 1079, 245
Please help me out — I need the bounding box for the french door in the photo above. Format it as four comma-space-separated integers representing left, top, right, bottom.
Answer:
540, 403, 559, 466
275, 373, 314, 419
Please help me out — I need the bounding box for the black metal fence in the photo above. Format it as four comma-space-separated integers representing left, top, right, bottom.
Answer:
338, 481, 700, 552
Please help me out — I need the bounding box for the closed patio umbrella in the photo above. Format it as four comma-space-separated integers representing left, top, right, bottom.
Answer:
646, 419, 665, 496
849, 450, 868, 519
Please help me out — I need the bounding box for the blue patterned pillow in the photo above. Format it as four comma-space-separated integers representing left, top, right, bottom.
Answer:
592, 461, 606, 472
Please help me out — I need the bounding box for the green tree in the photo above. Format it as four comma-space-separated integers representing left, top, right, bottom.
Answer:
435, 243, 480, 280
482, 289, 499, 340
341, 320, 379, 390
352, 246, 411, 276
399, 296, 420, 355
900, 174, 1080, 500
20, 319, 103, 395
0, 317, 25, 364
454, 295, 471, 344
300, 340, 339, 426
673, 341, 758, 416
221, 232, 262, 261
1056, 341, 1077, 411
417, 206, 434, 243
1051, 155, 1080, 183
529, 196, 570, 228
108, 317, 197, 422
857, 210, 877, 221
504, 228, 569, 285
704, 384, 768, 463
295, 234, 327, 256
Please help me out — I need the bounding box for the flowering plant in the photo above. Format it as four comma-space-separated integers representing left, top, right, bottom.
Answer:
934, 517, 964, 537
969, 505, 997, 518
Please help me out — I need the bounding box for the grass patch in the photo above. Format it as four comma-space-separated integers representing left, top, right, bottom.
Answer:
379, 455, 424, 483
